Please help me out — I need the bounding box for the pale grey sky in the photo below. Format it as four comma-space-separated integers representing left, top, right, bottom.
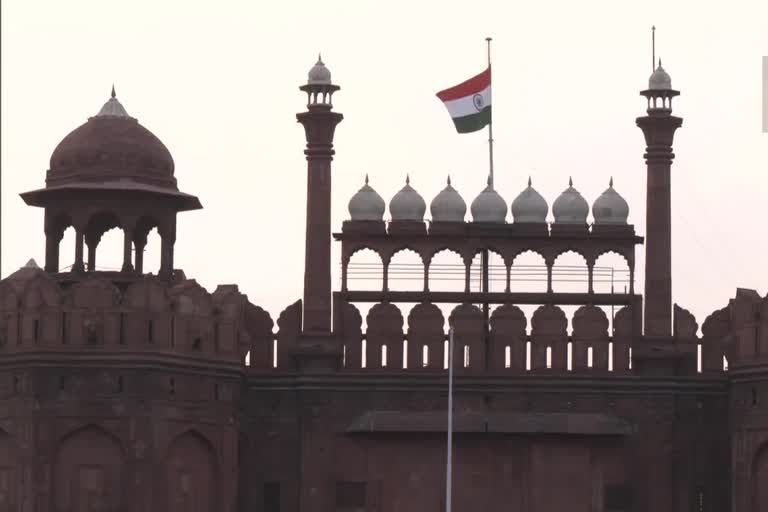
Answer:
2, 0, 766, 329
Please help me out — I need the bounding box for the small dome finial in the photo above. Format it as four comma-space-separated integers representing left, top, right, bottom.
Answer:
447, 175, 452, 186
609, 176, 614, 187
365, 173, 369, 185
318, 52, 323, 64
658, 58, 662, 68
528, 176, 532, 187
569, 176, 573, 187
111, 84, 116, 99
406, 174, 410, 185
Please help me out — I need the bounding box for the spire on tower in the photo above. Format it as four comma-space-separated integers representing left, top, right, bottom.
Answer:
111, 84, 116, 99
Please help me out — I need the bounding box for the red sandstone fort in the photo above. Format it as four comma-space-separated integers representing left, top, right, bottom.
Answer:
0, 55, 766, 511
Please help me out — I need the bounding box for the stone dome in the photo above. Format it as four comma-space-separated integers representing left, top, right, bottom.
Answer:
430, 176, 466, 222
307, 54, 332, 85
470, 178, 507, 223
592, 178, 629, 225
552, 178, 589, 224
348, 175, 385, 221
47, 87, 176, 190
510, 177, 548, 223
648, 60, 672, 90
389, 175, 426, 221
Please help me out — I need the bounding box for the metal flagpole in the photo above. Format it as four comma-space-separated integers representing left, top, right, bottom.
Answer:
652, 26, 656, 72
445, 326, 454, 512
486, 37, 494, 187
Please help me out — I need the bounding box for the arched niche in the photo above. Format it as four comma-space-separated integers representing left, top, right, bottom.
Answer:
594, 250, 632, 294
85, 211, 124, 271
164, 430, 218, 512
345, 248, 384, 292
387, 248, 425, 292
551, 249, 589, 294
468, 248, 505, 293
53, 424, 126, 511
428, 248, 465, 292
406, 303, 444, 370
365, 302, 403, 370
510, 250, 548, 293
530, 304, 568, 371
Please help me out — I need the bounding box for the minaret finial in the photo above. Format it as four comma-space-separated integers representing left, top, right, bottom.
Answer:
528, 176, 532, 187
658, 58, 662, 68
318, 52, 323, 63
365, 173, 369, 185
609, 176, 614, 187
406, 174, 410, 185
111, 84, 116, 99
447, 175, 451, 186
569, 176, 573, 187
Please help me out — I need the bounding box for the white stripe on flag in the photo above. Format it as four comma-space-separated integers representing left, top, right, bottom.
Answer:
443, 84, 492, 119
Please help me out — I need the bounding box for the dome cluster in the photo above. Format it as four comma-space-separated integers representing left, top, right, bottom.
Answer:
348, 175, 630, 226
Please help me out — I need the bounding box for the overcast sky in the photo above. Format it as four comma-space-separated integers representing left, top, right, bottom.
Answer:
2, 0, 766, 330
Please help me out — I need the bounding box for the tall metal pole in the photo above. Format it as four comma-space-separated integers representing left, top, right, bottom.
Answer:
652, 26, 656, 72
445, 327, 455, 512
486, 37, 494, 187
482, 36, 494, 368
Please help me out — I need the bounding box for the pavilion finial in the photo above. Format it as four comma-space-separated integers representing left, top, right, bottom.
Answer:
610, 176, 614, 187
569, 176, 573, 187
528, 176, 532, 187
111, 84, 116, 99
365, 173, 369, 185
447, 175, 451, 186
406, 174, 410, 185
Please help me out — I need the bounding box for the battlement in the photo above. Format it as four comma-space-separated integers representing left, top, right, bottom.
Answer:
0, 265, 262, 367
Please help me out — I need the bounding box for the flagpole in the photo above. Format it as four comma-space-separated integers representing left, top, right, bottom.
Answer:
486, 36, 494, 187
445, 327, 454, 512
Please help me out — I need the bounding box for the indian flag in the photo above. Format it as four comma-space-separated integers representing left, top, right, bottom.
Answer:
436, 66, 491, 134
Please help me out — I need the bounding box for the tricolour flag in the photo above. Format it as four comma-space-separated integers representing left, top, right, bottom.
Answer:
436, 66, 491, 134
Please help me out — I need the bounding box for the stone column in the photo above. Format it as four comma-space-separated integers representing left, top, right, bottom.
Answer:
72, 229, 85, 273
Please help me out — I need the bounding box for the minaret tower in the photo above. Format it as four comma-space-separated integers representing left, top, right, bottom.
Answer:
296, 55, 343, 337
636, 59, 682, 337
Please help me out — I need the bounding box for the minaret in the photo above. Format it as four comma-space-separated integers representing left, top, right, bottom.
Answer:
636, 59, 682, 337
296, 55, 343, 334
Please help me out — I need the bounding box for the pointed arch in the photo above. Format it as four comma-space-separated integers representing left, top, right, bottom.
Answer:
165, 429, 219, 512
53, 424, 126, 511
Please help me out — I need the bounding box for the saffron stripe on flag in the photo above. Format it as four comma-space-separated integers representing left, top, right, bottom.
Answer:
436, 67, 492, 102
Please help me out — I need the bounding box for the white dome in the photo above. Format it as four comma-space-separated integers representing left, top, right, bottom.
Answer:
648, 60, 672, 90
511, 177, 548, 223
470, 178, 507, 223
348, 175, 385, 221
430, 176, 466, 222
308, 54, 332, 85
390, 175, 426, 221
552, 178, 589, 224
592, 178, 629, 225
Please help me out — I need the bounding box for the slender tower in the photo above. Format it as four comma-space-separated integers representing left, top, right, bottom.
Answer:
297, 55, 343, 335
636, 59, 682, 337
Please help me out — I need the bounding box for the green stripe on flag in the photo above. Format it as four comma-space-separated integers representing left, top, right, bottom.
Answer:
452, 106, 491, 134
